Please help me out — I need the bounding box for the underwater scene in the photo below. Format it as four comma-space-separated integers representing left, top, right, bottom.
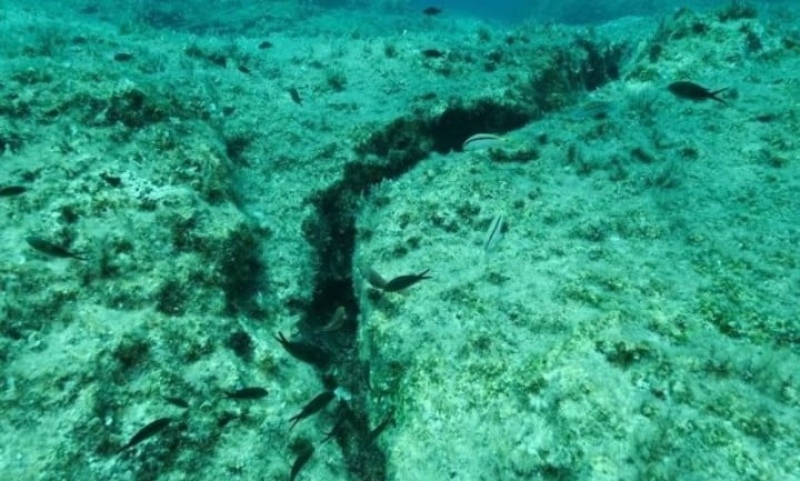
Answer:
0, 0, 798, 480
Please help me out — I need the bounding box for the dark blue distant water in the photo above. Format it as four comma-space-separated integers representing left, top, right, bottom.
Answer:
409, 0, 533, 23
408, 0, 785, 25
412, 0, 533, 23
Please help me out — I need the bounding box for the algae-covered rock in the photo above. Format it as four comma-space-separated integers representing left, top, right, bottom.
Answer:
1, 3, 799, 481
352, 8, 800, 480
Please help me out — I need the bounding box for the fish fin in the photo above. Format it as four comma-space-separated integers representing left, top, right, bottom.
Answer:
709, 88, 728, 104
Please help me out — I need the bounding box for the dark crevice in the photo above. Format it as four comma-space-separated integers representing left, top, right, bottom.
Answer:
298, 131, 426, 481
295, 98, 532, 480
301, 186, 360, 334
293, 37, 625, 476
574, 38, 625, 91
430, 99, 533, 153
521, 39, 627, 112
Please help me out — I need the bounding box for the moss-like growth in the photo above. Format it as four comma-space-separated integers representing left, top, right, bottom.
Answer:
156, 278, 189, 315
225, 330, 254, 360
383, 42, 397, 58
596, 340, 652, 368
522, 38, 625, 113
10, 68, 53, 85
106, 87, 170, 129
487, 145, 539, 163
224, 131, 253, 166
717, 1, 757, 22
112, 333, 151, 371
218, 222, 266, 316
325, 69, 348, 92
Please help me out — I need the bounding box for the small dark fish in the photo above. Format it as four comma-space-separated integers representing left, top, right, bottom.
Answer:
366, 410, 395, 445
423, 7, 442, 15
113, 52, 134, 62
237, 65, 251, 74
289, 391, 336, 429
0, 185, 27, 197
25, 236, 85, 260
273, 332, 332, 368
667, 81, 727, 104
288, 87, 303, 105
163, 396, 189, 409
421, 49, 444, 58
382, 269, 432, 292
100, 172, 122, 187
290, 441, 315, 481
225, 387, 268, 400
119, 417, 171, 453
258, 40, 273, 49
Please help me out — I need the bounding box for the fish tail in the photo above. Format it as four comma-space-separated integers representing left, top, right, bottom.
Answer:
709, 88, 728, 104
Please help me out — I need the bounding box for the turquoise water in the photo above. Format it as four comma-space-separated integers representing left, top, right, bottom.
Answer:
0, 1, 798, 480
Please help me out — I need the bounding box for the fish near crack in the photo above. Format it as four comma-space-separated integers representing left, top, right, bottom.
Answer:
273, 332, 332, 369
289, 390, 337, 430
364, 265, 432, 292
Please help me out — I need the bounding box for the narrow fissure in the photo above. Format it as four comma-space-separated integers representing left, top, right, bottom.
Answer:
293, 37, 624, 477
292, 98, 537, 480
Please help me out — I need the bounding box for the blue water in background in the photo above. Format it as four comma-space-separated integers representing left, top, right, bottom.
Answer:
406, 0, 666, 24
407, 0, 788, 24
409, 0, 535, 23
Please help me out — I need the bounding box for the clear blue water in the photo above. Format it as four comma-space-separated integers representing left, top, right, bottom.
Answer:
407, 0, 789, 24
